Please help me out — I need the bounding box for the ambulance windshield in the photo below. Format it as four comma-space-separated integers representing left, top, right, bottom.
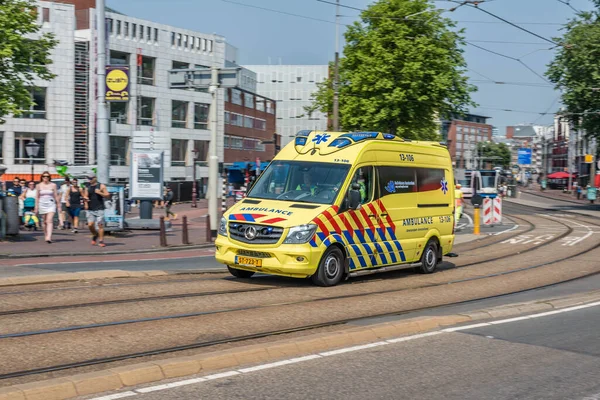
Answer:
247, 161, 351, 205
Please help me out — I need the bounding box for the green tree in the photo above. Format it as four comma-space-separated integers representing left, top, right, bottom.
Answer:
476, 142, 511, 168
546, 3, 600, 139
0, 0, 57, 123
306, 0, 476, 140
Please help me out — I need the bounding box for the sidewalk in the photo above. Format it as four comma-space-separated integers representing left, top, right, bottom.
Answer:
504, 190, 600, 218
520, 183, 597, 205
0, 200, 212, 258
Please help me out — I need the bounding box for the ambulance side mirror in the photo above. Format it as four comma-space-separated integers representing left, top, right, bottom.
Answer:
348, 183, 361, 210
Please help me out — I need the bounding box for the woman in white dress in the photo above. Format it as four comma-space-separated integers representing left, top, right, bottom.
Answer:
34, 171, 60, 243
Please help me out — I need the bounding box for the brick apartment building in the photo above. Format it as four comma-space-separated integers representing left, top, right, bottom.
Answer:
440, 114, 493, 169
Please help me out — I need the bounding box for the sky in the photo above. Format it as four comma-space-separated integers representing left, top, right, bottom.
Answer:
106, 0, 596, 136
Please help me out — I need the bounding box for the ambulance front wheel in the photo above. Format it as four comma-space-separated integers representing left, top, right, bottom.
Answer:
312, 246, 345, 287
418, 239, 439, 274
227, 266, 255, 279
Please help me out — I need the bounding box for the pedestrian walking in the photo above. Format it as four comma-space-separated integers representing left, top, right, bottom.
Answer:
58, 177, 71, 230
164, 186, 177, 220
83, 173, 110, 247
34, 172, 59, 243
66, 178, 83, 233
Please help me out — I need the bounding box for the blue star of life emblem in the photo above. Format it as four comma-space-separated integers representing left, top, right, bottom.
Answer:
441, 179, 449, 194
385, 181, 396, 193
312, 134, 331, 144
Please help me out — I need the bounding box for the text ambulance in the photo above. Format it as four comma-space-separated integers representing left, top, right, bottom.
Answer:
215, 131, 456, 286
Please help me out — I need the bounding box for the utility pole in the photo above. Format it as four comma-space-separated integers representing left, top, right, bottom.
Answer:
332, 0, 340, 131
208, 67, 220, 237
96, 0, 109, 184
591, 136, 597, 184
568, 121, 574, 192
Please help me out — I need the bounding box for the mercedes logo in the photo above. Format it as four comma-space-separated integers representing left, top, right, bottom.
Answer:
244, 226, 258, 240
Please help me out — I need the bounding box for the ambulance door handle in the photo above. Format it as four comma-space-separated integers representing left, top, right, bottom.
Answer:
368, 214, 376, 218
380, 213, 388, 217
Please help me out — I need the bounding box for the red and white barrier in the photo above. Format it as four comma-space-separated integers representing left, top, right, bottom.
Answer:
483, 197, 502, 225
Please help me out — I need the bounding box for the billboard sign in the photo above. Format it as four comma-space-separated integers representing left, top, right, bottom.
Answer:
130, 150, 164, 199
105, 66, 130, 102
517, 148, 532, 165
104, 186, 125, 231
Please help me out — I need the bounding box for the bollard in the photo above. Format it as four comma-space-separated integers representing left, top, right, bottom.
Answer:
473, 205, 480, 235
159, 216, 167, 247
205, 214, 212, 243
182, 215, 190, 245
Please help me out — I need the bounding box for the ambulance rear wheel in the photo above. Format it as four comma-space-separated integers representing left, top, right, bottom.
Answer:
312, 247, 344, 287
227, 266, 255, 279
419, 240, 438, 274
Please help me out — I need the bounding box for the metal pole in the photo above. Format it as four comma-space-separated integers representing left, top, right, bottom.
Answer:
208, 67, 220, 237
568, 121, 573, 192
332, 0, 340, 131
30, 156, 34, 182
591, 136, 597, 184
192, 150, 198, 208
96, 0, 110, 184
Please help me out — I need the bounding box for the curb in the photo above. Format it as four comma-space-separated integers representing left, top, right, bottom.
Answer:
2, 290, 599, 400
503, 197, 600, 218
0, 268, 227, 288
0, 244, 214, 260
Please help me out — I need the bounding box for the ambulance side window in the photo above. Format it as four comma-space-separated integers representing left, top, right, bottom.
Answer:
342, 166, 374, 211
417, 168, 446, 192
377, 166, 417, 197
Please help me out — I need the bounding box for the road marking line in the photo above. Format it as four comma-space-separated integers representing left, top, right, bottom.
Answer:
14, 254, 213, 267
319, 341, 388, 356
493, 224, 519, 236
135, 378, 206, 393
464, 213, 474, 227
239, 355, 322, 373
88, 301, 600, 399
91, 393, 137, 400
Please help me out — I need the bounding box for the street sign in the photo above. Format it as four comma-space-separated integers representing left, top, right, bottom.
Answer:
517, 148, 532, 165
168, 68, 242, 89
585, 154, 594, 163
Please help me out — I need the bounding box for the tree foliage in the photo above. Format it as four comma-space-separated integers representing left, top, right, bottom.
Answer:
546, 6, 600, 139
0, 0, 57, 123
476, 142, 511, 168
306, 0, 476, 140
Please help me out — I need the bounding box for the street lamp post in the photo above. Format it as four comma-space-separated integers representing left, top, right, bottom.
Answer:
191, 148, 199, 208
25, 141, 41, 182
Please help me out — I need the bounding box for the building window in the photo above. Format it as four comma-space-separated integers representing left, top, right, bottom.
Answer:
256, 98, 265, 112
172, 61, 189, 70
171, 139, 187, 166
139, 25, 144, 40
132, 23, 137, 38
230, 113, 242, 127
42, 7, 50, 23
183, 35, 188, 49
244, 116, 254, 129
147, 26, 152, 42
109, 51, 129, 65
172, 100, 188, 128
123, 22, 129, 37
193, 140, 208, 160
254, 119, 266, 131
194, 103, 209, 130
138, 97, 155, 126
207, 40, 213, 52
107, 19, 114, 34
171, 32, 176, 46
195, 37, 201, 50
266, 101, 274, 114
226, 136, 243, 150
110, 136, 129, 166
16, 87, 46, 119
244, 93, 254, 109
154, 28, 159, 43
140, 56, 155, 85
109, 102, 128, 124
231, 89, 242, 105
224, 89, 229, 103
177, 33, 182, 47
116, 20, 121, 36
297, 76, 302, 83
15, 133, 46, 164
201, 38, 207, 51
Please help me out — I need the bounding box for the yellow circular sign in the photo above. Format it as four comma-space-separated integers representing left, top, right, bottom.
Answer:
106, 69, 128, 92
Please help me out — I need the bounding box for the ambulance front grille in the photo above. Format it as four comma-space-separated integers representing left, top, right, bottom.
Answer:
229, 222, 284, 244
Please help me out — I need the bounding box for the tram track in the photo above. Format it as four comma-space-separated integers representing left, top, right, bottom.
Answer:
0, 207, 599, 382
0, 213, 570, 317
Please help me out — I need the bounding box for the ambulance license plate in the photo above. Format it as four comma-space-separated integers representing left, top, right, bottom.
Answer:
235, 256, 262, 267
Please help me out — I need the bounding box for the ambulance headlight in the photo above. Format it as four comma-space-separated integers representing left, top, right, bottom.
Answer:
284, 224, 317, 244
218, 217, 228, 236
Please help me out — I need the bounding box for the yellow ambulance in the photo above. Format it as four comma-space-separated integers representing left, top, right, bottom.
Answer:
215, 131, 456, 286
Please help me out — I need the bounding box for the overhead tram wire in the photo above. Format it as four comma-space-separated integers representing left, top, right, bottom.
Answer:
532, 95, 562, 124
556, 0, 581, 13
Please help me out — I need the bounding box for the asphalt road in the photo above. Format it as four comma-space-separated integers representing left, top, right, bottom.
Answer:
109, 287, 600, 400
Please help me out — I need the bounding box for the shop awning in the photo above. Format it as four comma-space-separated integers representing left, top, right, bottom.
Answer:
547, 171, 575, 179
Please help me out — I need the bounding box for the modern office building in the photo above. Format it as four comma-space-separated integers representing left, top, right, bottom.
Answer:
242, 65, 329, 147
2, 0, 277, 185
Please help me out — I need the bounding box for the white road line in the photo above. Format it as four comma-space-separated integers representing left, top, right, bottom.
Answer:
88, 301, 600, 399
542, 214, 595, 246
464, 212, 474, 227
14, 254, 211, 267
493, 223, 520, 236
443, 301, 600, 332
